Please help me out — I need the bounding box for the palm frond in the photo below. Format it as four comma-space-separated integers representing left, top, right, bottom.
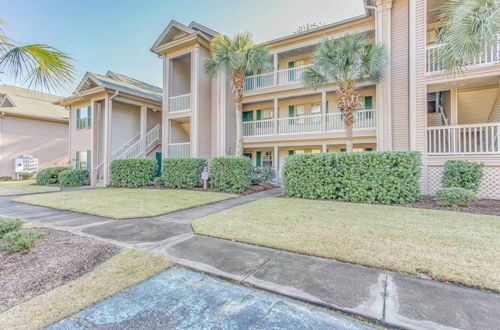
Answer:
303, 65, 328, 90
0, 44, 75, 92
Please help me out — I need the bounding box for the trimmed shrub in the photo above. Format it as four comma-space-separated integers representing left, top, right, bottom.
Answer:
0, 176, 12, 181
36, 167, 68, 185
162, 158, 207, 189
253, 166, 275, 184
442, 160, 483, 192
283, 151, 422, 204
436, 187, 476, 207
0, 218, 24, 238
110, 159, 157, 188
58, 169, 89, 187
153, 176, 165, 187
0, 230, 45, 252
210, 157, 253, 193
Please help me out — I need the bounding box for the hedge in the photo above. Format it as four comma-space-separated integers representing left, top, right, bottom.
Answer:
110, 159, 157, 188
162, 158, 207, 189
442, 160, 483, 192
58, 169, 89, 187
210, 157, 253, 193
283, 151, 422, 204
36, 167, 68, 185
436, 187, 476, 208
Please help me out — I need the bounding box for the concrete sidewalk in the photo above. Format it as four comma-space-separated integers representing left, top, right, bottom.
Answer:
1, 191, 499, 330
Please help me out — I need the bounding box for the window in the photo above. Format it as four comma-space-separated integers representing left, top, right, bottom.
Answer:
243, 152, 253, 160
296, 105, 305, 124
295, 150, 305, 154
311, 149, 321, 153
364, 96, 373, 110
262, 151, 273, 167
75, 150, 90, 170
262, 109, 273, 119
77, 106, 91, 130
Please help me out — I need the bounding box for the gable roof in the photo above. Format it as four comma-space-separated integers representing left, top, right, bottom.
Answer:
72, 71, 162, 103
151, 20, 218, 53
0, 85, 68, 121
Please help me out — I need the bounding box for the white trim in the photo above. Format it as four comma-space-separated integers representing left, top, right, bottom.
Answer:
409, 0, 417, 150
151, 20, 196, 52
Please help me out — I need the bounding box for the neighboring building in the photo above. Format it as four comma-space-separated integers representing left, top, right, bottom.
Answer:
63, 0, 500, 199
0, 85, 69, 178
55, 71, 162, 186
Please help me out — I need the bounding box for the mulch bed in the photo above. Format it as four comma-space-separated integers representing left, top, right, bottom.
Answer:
0, 228, 121, 313
401, 196, 500, 216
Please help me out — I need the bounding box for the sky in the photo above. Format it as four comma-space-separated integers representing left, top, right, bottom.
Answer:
1, 0, 365, 96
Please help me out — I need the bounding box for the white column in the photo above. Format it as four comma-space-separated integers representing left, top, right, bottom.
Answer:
162, 56, 170, 158
191, 47, 199, 157
322, 143, 327, 153
409, 0, 417, 150
450, 89, 458, 125
140, 106, 147, 156
273, 98, 279, 135
103, 97, 113, 186
321, 90, 327, 131
89, 100, 97, 186
274, 145, 279, 183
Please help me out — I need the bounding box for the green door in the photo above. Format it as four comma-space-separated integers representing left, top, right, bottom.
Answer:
288, 61, 295, 81
243, 111, 254, 136
155, 152, 162, 177
256, 151, 262, 167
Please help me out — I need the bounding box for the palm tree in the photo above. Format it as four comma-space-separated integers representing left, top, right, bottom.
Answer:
0, 19, 75, 91
303, 33, 386, 152
437, 0, 500, 73
205, 32, 271, 156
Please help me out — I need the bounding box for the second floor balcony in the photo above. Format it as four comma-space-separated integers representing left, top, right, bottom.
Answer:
244, 64, 312, 92
242, 109, 376, 138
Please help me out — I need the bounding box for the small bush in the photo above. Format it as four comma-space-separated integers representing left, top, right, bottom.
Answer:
110, 159, 157, 188
18, 172, 34, 180
436, 187, 476, 207
283, 151, 422, 204
253, 166, 275, 184
442, 160, 483, 192
0, 218, 24, 238
0, 230, 45, 252
0, 176, 12, 181
162, 158, 207, 189
36, 167, 68, 185
210, 157, 253, 193
153, 176, 165, 187
58, 169, 89, 187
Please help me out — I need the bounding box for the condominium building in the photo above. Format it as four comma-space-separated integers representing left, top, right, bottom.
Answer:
60, 0, 500, 199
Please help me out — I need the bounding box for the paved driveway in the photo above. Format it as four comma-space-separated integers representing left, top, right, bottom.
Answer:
47, 268, 374, 330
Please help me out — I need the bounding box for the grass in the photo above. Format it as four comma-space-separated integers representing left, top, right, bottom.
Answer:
0, 249, 173, 330
193, 198, 500, 292
0, 180, 60, 196
14, 188, 235, 219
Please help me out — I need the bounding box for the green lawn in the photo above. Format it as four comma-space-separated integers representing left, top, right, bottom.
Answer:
14, 188, 235, 219
0, 180, 60, 196
0, 249, 173, 330
193, 198, 500, 292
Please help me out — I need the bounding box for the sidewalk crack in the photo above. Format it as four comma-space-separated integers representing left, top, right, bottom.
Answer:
382, 274, 389, 322
241, 250, 280, 282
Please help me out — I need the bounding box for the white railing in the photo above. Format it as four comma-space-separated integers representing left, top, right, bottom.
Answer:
426, 34, 500, 73
168, 93, 191, 112
277, 114, 323, 135
242, 110, 377, 137
111, 134, 140, 161
243, 119, 274, 137
168, 142, 191, 158
427, 123, 500, 154
146, 124, 161, 150
277, 64, 311, 86
116, 139, 142, 160
244, 72, 274, 91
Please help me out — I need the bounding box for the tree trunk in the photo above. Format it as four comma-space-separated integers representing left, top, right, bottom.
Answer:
345, 121, 354, 152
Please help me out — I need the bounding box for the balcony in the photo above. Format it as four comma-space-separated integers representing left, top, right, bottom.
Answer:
244, 65, 312, 92
168, 93, 191, 112
426, 34, 500, 73
167, 142, 191, 158
427, 123, 500, 154
242, 109, 376, 137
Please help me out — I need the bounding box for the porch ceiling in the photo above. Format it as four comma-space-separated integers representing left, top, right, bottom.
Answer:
428, 75, 500, 93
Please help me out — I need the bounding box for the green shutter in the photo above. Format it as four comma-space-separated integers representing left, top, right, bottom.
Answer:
76, 109, 81, 130
256, 110, 262, 120
242, 111, 253, 122
86, 150, 91, 171
256, 151, 262, 167
288, 105, 295, 117
87, 106, 92, 128
288, 62, 295, 81
75, 151, 80, 169
288, 61, 295, 68
365, 148, 373, 152
364, 96, 373, 109
288, 150, 295, 156
340, 148, 346, 152
326, 101, 329, 113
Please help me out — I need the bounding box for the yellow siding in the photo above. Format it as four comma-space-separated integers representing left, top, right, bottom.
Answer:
457, 87, 498, 124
